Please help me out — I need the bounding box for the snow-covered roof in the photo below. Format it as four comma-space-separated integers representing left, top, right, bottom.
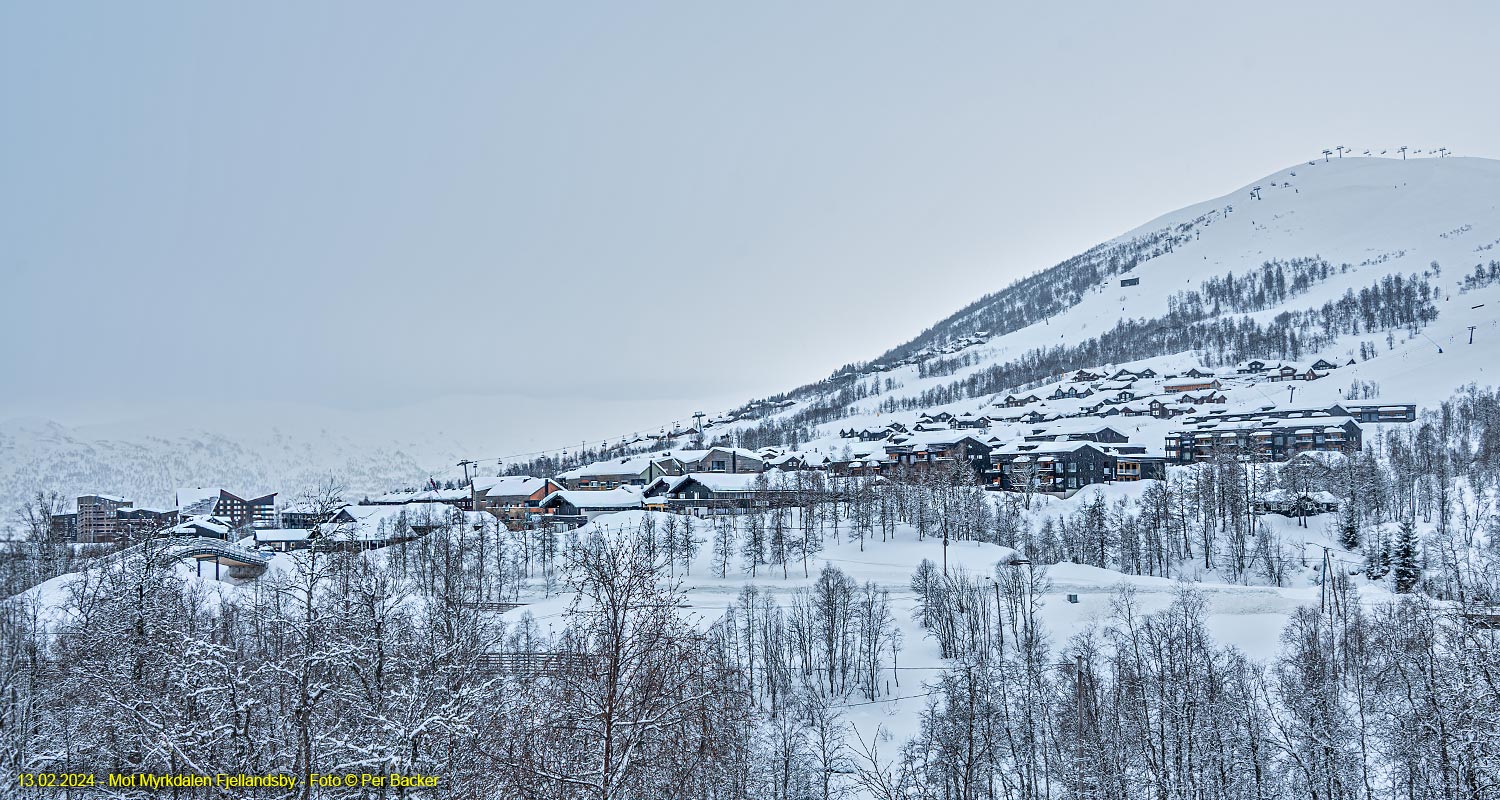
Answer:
541, 488, 645, 510
255, 528, 311, 543
165, 514, 234, 537
368, 487, 469, 504
558, 453, 680, 480
471, 475, 556, 497
322, 502, 482, 541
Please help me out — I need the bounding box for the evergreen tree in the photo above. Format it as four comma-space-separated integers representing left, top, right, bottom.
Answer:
1338, 501, 1361, 551
1392, 518, 1421, 593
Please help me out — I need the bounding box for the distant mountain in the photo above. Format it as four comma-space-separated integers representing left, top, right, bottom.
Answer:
0, 415, 437, 516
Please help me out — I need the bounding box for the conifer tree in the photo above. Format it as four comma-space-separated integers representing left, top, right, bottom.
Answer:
1392, 518, 1421, 593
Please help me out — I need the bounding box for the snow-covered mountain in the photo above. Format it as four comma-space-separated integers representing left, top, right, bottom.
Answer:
0, 414, 441, 515
700, 156, 1500, 452
7, 156, 1499, 519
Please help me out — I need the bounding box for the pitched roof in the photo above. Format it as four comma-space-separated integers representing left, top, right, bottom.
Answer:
471, 475, 558, 497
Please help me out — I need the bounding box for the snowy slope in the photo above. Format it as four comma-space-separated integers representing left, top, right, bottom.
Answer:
8, 156, 1499, 523
718, 156, 1500, 449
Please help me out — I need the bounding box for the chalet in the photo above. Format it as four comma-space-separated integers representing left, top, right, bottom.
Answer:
472, 476, 566, 528
1178, 392, 1227, 405
1181, 367, 1215, 379
366, 486, 474, 510
642, 472, 802, 515
1338, 402, 1417, 423
321, 502, 484, 549
990, 442, 1166, 494
253, 528, 312, 552
164, 514, 235, 540
1071, 370, 1103, 382
1164, 378, 1222, 393
1165, 419, 1362, 464
1119, 405, 1149, 417
1048, 385, 1095, 400
951, 412, 995, 430
1267, 364, 1326, 382
882, 433, 993, 478
1253, 490, 1341, 517
1021, 425, 1129, 444
913, 420, 952, 432
1236, 360, 1269, 374
1120, 277, 1140, 287
1280, 451, 1345, 492
1001, 394, 1041, 408
537, 489, 645, 524
676, 447, 766, 474
918, 411, 955, 424
1309, 358, 1341, 371
559, 454, 686, 490
767, 451, 831, 471
1149, 399, 1192, 419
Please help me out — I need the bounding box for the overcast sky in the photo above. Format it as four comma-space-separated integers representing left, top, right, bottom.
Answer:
4, 1, 1498, 440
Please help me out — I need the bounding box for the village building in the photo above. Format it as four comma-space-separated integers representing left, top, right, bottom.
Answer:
317, 502, 485, 550
558, 453, 686, 490
1020, 425, 1130, 444
164, 514, 236, 539
175, 487, 278, 529
471, 476, 566, 528
115, 507, 178, 539
76, 493, 132, 543
989, 442, 1166, 494
1164, 378, 1222, 393
1337, 402, 1418, 423
252, 528, 313, 552
881, 433, 993, 477
1000, 394, 1042, 408
642, 473, 790, 515
675, 446, 766, 474
1252, 490, 1341, 517
49, 512, 77, 542
537, 488, 646, 525
365, 486, 474, 510
1165, 418, 1362, 464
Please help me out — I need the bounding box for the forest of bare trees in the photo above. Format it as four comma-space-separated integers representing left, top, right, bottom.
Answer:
3, 384, 1500, 798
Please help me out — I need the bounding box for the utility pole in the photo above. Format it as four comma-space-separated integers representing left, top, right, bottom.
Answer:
1399, 146, 1408, 160
1322, 149, 1332, 162
1336, 145, 1345, 158
1287, 384, 1297, 406
457, 459, 476, 486
1469, 325, 1477, 344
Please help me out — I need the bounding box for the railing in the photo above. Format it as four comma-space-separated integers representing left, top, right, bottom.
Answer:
457, 601, 526, 613
172, 537, 270, 566
473, 651, 595, 677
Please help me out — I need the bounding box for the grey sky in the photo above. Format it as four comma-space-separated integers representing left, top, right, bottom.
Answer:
4, 1, 1498, 440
